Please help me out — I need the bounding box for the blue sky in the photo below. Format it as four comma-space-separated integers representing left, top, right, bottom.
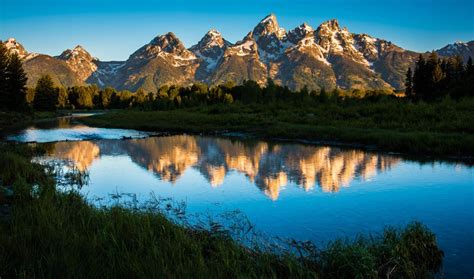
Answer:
1, 0, 473, 61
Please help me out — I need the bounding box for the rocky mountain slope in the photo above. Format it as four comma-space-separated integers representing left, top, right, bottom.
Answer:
3, 14, 473, 91
436, 41, 474, 62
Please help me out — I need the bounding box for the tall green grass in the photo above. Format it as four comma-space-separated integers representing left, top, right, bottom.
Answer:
0, 145, 444, 278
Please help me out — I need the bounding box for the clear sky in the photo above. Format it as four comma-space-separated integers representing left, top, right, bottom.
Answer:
1, 0, 473, 61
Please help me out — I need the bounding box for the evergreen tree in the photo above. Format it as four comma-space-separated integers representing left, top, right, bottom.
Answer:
6, 53, 28, 110
263, 78, 276, 103
405, 67, 413, 98
34, 75, 57, 111
466, 57, 473, 74
0, 42, 10, 110
241, 80, 261, 104
412, 54, 426, 100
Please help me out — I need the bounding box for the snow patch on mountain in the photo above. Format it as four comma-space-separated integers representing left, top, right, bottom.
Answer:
4, 38, 36, 60
189, 29, 230, 72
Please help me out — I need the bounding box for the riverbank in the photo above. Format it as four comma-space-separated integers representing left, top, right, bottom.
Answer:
0, 111, 56, 132
82, 99, 474, 159
0, 144, 445, 278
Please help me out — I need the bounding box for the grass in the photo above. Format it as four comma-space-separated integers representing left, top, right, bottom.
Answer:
0, 111, 56, 132
0, 145, 445, 278
82, 97, 474, 158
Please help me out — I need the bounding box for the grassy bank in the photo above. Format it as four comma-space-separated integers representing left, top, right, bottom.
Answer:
0, 111, 56, 132
0, 145, 445, 278
82, 98, 474, 158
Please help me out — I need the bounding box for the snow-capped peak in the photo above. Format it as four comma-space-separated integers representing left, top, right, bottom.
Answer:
300, 23, 313, 32
436, 40, 472, 57
57, 45, 97, 62
193, 29, 230, 50
318, 19, 341, 33
150, 32, 185, 52
55, 44, 98, 80
253, 14, 286, 39
4, 38, 29, 58
225, 32, 258, 58
5, 38, 18, 46
261, 13, 277, 24
206, 29, 222, 38
288, 23, 315, 44
73, 45, 86, 52
129, 32, 197, 67
190, 29, 231, 72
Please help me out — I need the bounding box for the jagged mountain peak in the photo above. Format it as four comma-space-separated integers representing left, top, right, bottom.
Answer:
253, 14, 286, 39
150, 32, 185, 51
288, 23, 315, 44
4, 38, 29, 58
318, 19, 341, 32
192, 29, 230, 50
224, 32, 258, 58
73, 45, 86, 51
260, 14, 278, 26
454, 40, 467, 45
5, 38, 19, 45
58, 45, 96, 61
190, 29, 231, 74
436, 40, 474, 62
206, 29, 222, 37
56, 44, 98, 81
300, 23, 313, 32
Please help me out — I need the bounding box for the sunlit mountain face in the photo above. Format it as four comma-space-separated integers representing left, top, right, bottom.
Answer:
44, 135, 399, 200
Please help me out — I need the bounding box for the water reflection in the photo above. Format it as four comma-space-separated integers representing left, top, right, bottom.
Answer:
45, 135, 400, 200
5, 116, 150, 143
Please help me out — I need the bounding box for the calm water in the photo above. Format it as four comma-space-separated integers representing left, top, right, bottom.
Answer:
5, 114, 151, 143
4, 117, 473, 277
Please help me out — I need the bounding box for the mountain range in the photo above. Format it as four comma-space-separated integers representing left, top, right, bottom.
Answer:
4, 14, 473, 92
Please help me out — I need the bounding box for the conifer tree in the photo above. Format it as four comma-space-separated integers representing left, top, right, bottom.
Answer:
6, 53, 28, 110
405, 67, 413, 98
412, 54, 426, 100
0, 42, 9, 110
466, 57, 473, 74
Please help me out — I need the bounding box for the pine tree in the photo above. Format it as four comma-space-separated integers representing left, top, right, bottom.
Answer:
6, 53, 28, 111
405, 67, 413, 98
466, 57, 473, 74
412, 54, 426, 100
34, 75, 57, 111
0, 42, 9, 110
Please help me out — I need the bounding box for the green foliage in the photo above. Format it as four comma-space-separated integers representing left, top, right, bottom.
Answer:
0, 41, 28, 111
0, 146, 444, 278
408, 53, 473, 101
319, 222, 443, 278
33, 75, 57, 111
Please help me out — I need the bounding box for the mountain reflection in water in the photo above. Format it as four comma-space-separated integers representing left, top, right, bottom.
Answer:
47, 135, 400, 200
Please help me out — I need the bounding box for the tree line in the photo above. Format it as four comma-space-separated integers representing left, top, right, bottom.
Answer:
405, 52, 474, 101
25, 76, 398, 111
